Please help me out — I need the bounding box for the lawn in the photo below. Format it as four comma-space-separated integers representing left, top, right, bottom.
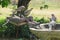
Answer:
0, 0, 60, 39
28, 0, 60, 23
0, 0, 60, 23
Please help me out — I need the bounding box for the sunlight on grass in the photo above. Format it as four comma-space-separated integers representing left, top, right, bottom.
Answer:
0, 0, 60, 23
0, 16, 6, 26
0, 8, 12, 15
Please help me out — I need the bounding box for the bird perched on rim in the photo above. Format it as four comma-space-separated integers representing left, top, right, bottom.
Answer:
10, 6, 25, 17
24, 8, 33, 16
16, 6, 25, 12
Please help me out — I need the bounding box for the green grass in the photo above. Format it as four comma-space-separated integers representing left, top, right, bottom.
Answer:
0, 0, 60, 24
0, 16, 6, 25
28, 0, 60, 23
0, 0, 60, 39
29, 0, 60, 9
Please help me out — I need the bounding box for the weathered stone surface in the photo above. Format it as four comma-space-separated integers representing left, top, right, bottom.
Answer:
30, 30, 60, 40
30, 23, 60, 39
40, 23, 60, 30
6, 16, 27, 26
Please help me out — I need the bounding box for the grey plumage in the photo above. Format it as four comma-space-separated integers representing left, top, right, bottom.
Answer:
16, 6, 25, 12
2, 6, 33, 26
24, 8, 33, 16
11, 6, 25, 17
7, 16, 26, 24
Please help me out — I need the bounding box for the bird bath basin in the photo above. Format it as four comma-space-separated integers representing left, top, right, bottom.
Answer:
30, 23, 60, 40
